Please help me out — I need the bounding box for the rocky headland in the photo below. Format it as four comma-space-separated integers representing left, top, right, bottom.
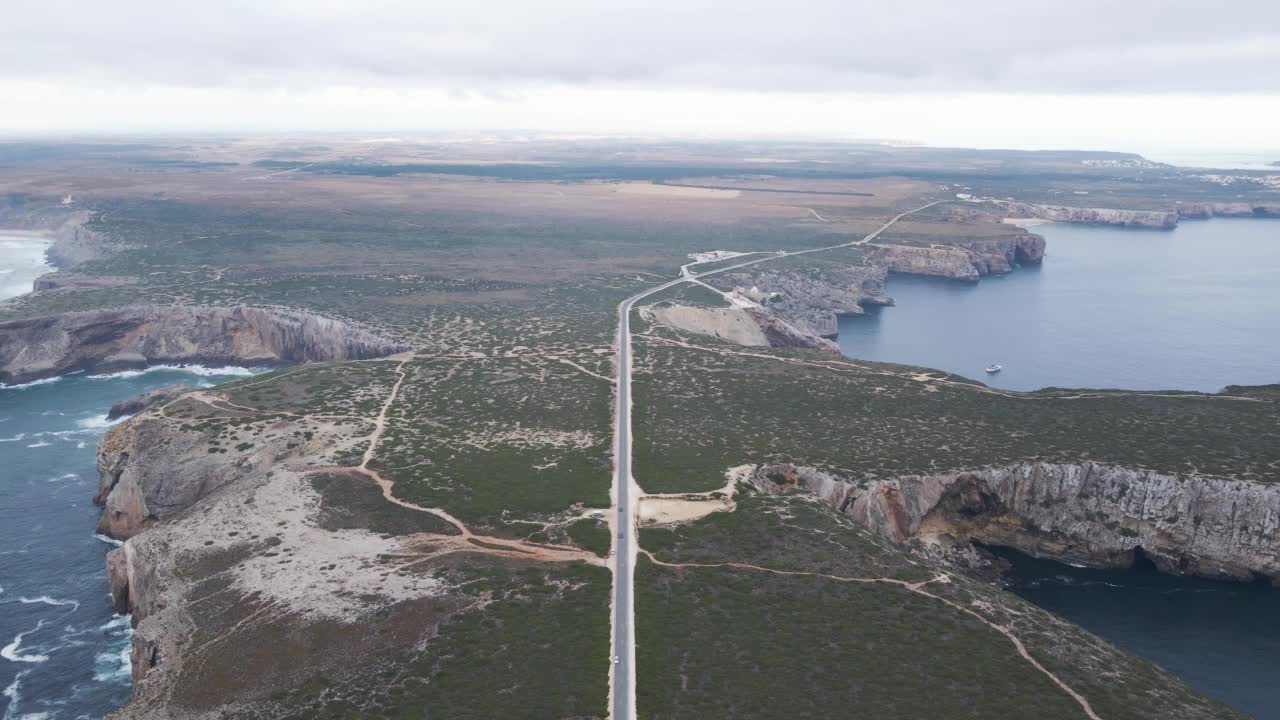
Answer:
93, 402, 464, 717
998, 202, 1179, 229
867, 231, 1045, 281
649, 230, 1044, 349
714, 264, 892, 337
106, 383, 199, 420
0, 305, 408, 385
1175, 201, 1280, 219
747, 462, 1280, 585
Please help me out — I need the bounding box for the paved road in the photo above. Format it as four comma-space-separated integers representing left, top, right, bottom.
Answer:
612, 295, 635, 720
609, 200, 944, 720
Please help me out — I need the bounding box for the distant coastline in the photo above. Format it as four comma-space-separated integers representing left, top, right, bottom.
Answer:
0, 233, 53, 301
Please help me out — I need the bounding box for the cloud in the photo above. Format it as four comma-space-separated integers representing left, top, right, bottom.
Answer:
2, 0, 1278, 94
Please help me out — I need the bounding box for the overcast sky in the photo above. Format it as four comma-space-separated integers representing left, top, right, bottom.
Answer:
2, 0, 1278, 154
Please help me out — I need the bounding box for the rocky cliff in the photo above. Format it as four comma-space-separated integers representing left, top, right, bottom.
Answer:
107, 383, 198, 420
93, 400, 370, 540
0, 204, 115, 268
748, 462, 1280, 584
656, 232, 1045, 347
1001, 202, 1179, 229
715, 265, 892, 337
866, 232, 1044, 281
0, 305, 408, 385
1176, 202, 1280, 219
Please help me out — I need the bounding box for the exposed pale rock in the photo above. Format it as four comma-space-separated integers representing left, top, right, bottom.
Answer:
716, 266, 891, 338
0, 305, 408, 385
748, 462, 1280, 583
1176, 202, 1280, 219
869, 245, 980, 280
93, 407, 373, 540
1002, 202, 1178, 229
643, 303, 838, 352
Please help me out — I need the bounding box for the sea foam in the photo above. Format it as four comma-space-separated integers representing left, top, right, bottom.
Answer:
2, 622, 50, 664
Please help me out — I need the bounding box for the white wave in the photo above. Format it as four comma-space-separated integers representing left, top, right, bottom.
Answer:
86, 364, 261, 380
18, 597, 80, 612
46, 473, 78, 483
76, 441, 86, 449
2, 621, 49, 664
74, 415, 125, 431
0, 677, 49, 720
3, 670, 29, 720
99, 615, 130, 632
0, 377, 61, 390
93, 534, 124, 548
93, 645, 132, 683
24, 442, 50, 448
0, 434, 26, 443
93, 614, 134, 684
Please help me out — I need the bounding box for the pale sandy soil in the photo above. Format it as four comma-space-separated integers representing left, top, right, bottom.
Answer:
638, 465, 745, 526
644, 305, 768, 347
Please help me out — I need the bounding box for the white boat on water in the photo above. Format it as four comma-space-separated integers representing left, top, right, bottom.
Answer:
985, 364, 1003, 374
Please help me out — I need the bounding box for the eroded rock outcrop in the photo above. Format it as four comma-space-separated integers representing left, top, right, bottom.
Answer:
748, 462, 1280, 584
1001, 202, 1178, 229
107, 384, 197, 420
715, 265, 891, 338
1176, 202, 1280, 219
0, 305, 408, 385
93, 404, 369, 540
860, 232, 1046, 282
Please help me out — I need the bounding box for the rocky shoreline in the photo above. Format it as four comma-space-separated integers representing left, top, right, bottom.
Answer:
0, 305, 408, 385
747, 462, 1280, 585
652, 228, 1045, 350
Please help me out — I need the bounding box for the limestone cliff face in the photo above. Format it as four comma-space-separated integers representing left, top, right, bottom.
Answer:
748, 462, 1280, 584
1176, 202, 1280, 219
865, 233, 1046, 282
868, 244, 981, 280
0, 205, 107, 267
93, 406, 364, 540
1002, 202, 1178, 229
716, 265, 891, 338
0, 305, 408, 385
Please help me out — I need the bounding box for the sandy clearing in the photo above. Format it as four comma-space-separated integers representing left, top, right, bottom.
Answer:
637, 464, 745, 526
638, 496, 733, 526
644, 305, 769, 347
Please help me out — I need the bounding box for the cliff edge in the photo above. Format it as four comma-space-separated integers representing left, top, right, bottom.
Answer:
749, 462, 1280, 584
0, 305, 408, 385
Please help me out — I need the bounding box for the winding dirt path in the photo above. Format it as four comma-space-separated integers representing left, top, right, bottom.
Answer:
642, 551, 1101, 720
351, 358, 600, 564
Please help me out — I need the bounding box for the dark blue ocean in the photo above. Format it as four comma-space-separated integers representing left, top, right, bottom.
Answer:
0, 368, 254, 720
840, 217, 1280, 717
839, 218, 1280, 393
